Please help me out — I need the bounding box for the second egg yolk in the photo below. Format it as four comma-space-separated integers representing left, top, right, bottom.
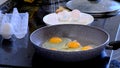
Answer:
67, 40, 80, 48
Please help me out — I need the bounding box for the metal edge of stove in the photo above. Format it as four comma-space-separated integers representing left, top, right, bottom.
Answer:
107, 24, 120, 68
0, 0, 7, 5
0, 0, 16, 13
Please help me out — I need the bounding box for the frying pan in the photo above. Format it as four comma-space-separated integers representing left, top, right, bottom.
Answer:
30, 24, 120, 62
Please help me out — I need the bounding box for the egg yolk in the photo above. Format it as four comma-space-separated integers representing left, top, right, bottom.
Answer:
81, 45, 93, 50
49, 37, 62, 44
67, 40, 80, 48
50, 48, 57, 50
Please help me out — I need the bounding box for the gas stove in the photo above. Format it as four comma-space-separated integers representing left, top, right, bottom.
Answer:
32, 50, 110, 68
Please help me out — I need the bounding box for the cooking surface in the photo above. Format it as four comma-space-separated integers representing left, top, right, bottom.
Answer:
0, 14, 120, 68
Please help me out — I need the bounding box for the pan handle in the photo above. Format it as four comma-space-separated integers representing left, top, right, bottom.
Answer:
106, 41, 120, 50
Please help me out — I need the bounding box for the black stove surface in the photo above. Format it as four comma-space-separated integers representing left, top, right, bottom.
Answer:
32, 51, 110, 68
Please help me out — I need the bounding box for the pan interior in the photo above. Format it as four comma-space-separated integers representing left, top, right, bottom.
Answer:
30, 24, 109, 49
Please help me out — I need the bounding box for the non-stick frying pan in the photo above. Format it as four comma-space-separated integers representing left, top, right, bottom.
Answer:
30, 24, 120, 62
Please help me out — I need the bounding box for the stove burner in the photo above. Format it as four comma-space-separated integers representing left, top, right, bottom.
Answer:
32, 51, 110, 68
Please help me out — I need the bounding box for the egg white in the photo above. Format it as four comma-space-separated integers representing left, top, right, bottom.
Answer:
42, 38, 71, 50
42, 37, 95, 51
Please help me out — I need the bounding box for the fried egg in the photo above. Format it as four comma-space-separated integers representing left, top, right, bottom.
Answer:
42, 37, 71, 50
42, 37, 94, 51
60, 40, 82, 52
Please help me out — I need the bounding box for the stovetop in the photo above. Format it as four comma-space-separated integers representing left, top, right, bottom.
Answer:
32, 51, 110, 68
0, 1, 120, 67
